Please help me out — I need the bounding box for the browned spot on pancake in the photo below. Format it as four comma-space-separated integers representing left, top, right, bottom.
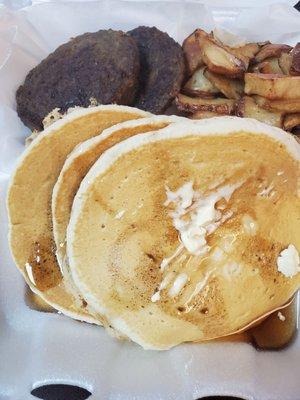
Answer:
158, 274, 229, 336
107, 223, 165, 311
146, 253, 156, 262
27, 237, 62, 291
92, 193, 114, 215
81, 299, 88, 308
240, 236, 282, 282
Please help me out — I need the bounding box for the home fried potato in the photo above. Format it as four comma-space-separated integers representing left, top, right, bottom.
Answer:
245, 73, 300, 99
254, 44, 292, 63
183, 67, 219, 97
236, 96, 283, 128
229, 43, 260, 61
204, 69, 244, 99
252, 58, 283, 75
283, 113, 300, 131
212, 28, 246, 48
257, 41, 271, 47
290, 43, 300, 76
182, 30, 204, 75
196, 29, 248, 77
254, 95, 300, 113
176, 93, 235, 114
180, 28, 300, 133
278, 52, 293, 75
212, 29, 259, 61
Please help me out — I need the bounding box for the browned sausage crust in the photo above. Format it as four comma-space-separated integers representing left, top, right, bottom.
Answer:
16, 30, 140, 130
128, 26, 185, 114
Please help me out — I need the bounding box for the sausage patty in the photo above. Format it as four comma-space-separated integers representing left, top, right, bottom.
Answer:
128, 26, 185, 114
16, 30, 140, 130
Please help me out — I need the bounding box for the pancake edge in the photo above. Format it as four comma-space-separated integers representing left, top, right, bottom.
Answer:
67, 116, 300, 345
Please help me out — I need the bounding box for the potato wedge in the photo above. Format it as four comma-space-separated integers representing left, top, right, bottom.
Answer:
183, 30, 204, 76
196, 29, 247, 77
204, 69, 244, 100
190, 111, 225, 119
257, 41, 271, 47
212, 28, 246, 48
183, 67, 220, 97
252, 58, 283, 75
290, 43, 300, 76
278, 52, 292, 75
229, 43, 260, 61
176, 93, 235, 114
236, 96, 283, 128
254, 95, 300, 113
254, 44, 292, 63
283, 113, 300, 131
212, 29, 259, 61
245, 73, 300, 99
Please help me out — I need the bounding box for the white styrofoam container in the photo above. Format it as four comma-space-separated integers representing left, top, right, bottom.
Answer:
0, 1, 299, 399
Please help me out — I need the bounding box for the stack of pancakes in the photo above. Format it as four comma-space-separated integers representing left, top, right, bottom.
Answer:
7, 105, 300, 349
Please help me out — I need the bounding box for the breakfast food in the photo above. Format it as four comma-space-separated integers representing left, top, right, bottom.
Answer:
16, 30, 140, 130
290, 43, 300, 75
52, 115, 183, 292
67, 117, 300, 349
244, 74, 300, 100
236, 96, 283, 128
128, 26, 185, 113
176, 93, 235, 115
8, 23, 300, 351
180, 29, 300, 132
7, 105, 149, 322
183, 66, 220, 98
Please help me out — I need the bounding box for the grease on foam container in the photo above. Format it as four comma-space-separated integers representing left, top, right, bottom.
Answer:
277, 244, 300, 278
151, 180, 241, 303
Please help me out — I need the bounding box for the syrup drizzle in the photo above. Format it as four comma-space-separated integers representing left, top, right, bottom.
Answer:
25, 237, 62, 291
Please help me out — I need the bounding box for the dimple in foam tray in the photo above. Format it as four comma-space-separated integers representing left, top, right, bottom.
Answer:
0, 1, 300, 399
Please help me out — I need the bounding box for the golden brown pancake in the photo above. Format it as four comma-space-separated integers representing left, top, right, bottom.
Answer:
52, 115, 183, 310
67, 117, 300, 349
52, 116, 183, 271
7, 105, 149, 323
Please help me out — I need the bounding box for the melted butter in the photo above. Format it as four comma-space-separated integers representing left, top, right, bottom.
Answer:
160, 244, 184, 272
184, 271, 212, 306
219, 233, 237, 253
211, 246, 225, 261
153, 181, 243, 302
258, 183, 275, 197
151, 271, 175, 302
168, 273, 188, 297
222, 261, 242, 280
25, 237, 62, 291
242, 214, 257, 236
163, 181, 241, 257
277, 244, 300, 278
